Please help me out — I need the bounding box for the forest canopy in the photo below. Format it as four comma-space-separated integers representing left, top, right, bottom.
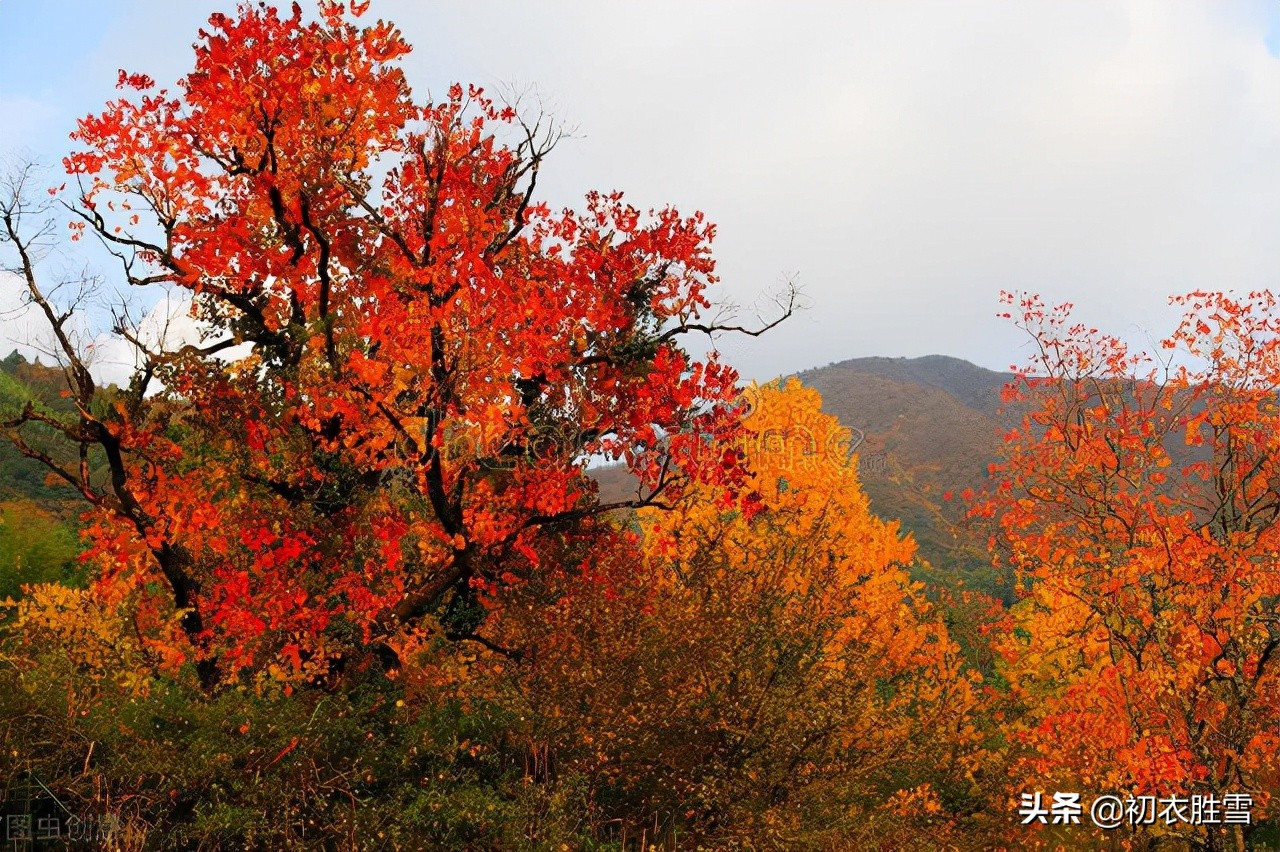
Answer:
0, 3, 1277, 850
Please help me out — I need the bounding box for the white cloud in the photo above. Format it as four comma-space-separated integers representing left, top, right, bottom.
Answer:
374, 0, 1280, 378
16, 1, 1280, 381
0, 270, 55, 364
0, 271, 245, 389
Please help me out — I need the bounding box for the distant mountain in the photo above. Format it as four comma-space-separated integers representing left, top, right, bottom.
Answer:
2, 346, 1017, 596
789, 356, 1012, 587
592, 355, 1017, 595
0, 351, 98, 508
798, 354, 1011, 416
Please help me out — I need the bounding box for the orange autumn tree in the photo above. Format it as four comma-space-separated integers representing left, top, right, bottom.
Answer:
483, 379, 983, 847
982, 291, 1280, 848
0, 1, 790, 690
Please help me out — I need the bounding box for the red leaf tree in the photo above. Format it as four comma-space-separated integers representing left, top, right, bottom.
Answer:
1, 1, 792, 689
981, 290, 1280, 848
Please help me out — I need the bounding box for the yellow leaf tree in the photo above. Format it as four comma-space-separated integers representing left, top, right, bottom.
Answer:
484, 378, 982, 848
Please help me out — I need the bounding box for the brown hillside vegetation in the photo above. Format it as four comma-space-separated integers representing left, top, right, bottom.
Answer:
800, 354, 1010, 415
595, 354, 1013, 581
7, 3, 1280, 847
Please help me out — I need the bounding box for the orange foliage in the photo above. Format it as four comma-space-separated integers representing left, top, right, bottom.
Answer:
41, 1, 764, 687
485, 380, 982, 845
983, 290, 1280, 845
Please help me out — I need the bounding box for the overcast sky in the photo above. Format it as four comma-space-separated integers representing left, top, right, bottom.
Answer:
4, 0, 1280, 384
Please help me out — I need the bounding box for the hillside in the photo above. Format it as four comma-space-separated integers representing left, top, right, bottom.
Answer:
792, 356, 1011, 579
2, 348, 1016, 597
799, 354, 1010, 415
593, 355, 1019, 596
0, 350, 100, 507
0, 351, 94, 598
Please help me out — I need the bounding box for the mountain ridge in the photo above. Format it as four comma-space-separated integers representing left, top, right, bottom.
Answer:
593, 354, 1016, 592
